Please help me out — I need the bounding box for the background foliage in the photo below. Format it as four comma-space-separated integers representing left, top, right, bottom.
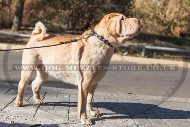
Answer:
0, 0, 190, 37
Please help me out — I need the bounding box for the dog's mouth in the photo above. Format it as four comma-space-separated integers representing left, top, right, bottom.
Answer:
120, 25, 141, 38
120, 27, 141, 43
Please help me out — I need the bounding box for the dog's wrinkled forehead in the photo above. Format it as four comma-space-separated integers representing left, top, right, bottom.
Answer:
104, 13, 125, 23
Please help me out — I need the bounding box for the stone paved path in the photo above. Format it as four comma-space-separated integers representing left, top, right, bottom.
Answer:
0, 83, 190, 127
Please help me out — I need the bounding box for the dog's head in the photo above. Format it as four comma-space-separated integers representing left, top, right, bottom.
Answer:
94, 13, 141, 47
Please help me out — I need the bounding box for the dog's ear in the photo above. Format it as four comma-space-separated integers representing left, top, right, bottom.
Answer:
115, 15, 125, 36
105, 14, 126, 37
95, 13, 126, 37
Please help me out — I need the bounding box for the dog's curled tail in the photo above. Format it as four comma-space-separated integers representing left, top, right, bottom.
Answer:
32, 21, 47, 41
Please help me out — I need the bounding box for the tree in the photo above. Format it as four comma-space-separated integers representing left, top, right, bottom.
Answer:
11, 0, 24, 32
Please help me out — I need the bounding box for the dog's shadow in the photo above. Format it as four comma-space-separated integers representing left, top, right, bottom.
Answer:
36, 101, 190, 121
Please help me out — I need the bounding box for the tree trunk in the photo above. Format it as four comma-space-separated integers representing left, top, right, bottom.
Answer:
11, 0, 24, 32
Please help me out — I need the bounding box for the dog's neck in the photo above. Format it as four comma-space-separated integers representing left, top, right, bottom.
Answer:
93, 26, 120, 47
82, 30, 114, 59
82, 29, 116, 48
90, 30, 114, 48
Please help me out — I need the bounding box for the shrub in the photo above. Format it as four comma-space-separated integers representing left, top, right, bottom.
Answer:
132, 0, 190, 37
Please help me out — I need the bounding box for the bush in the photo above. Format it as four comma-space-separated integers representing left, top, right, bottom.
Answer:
0, 0, 190, 37
22, 0, 132, 31
132, 0, 190, 37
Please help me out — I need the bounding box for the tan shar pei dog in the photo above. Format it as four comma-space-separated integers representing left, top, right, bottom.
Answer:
14, 13, 141, 125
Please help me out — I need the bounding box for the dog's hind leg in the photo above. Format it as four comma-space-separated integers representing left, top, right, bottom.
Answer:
14, 70, 34, 107
31, 67, 48, 104
14, 51, 36, 107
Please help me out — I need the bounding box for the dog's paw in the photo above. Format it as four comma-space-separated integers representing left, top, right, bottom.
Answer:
81, 118, 92, 125
89, 110, 100, 118
14, 100, 23, 107
33, 98, 43, 104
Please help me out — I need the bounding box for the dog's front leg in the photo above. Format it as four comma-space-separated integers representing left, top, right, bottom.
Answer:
87, 83, 100, 117
78, 80, 92, 125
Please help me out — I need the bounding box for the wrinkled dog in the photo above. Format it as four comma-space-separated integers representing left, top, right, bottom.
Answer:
14, 13, 141, 125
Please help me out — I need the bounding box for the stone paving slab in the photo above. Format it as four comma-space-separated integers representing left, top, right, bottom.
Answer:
0, 83, 190, 127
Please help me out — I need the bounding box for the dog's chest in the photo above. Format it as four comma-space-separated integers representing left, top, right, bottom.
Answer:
94, 46, 107, 57
87, 38, 108, 57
